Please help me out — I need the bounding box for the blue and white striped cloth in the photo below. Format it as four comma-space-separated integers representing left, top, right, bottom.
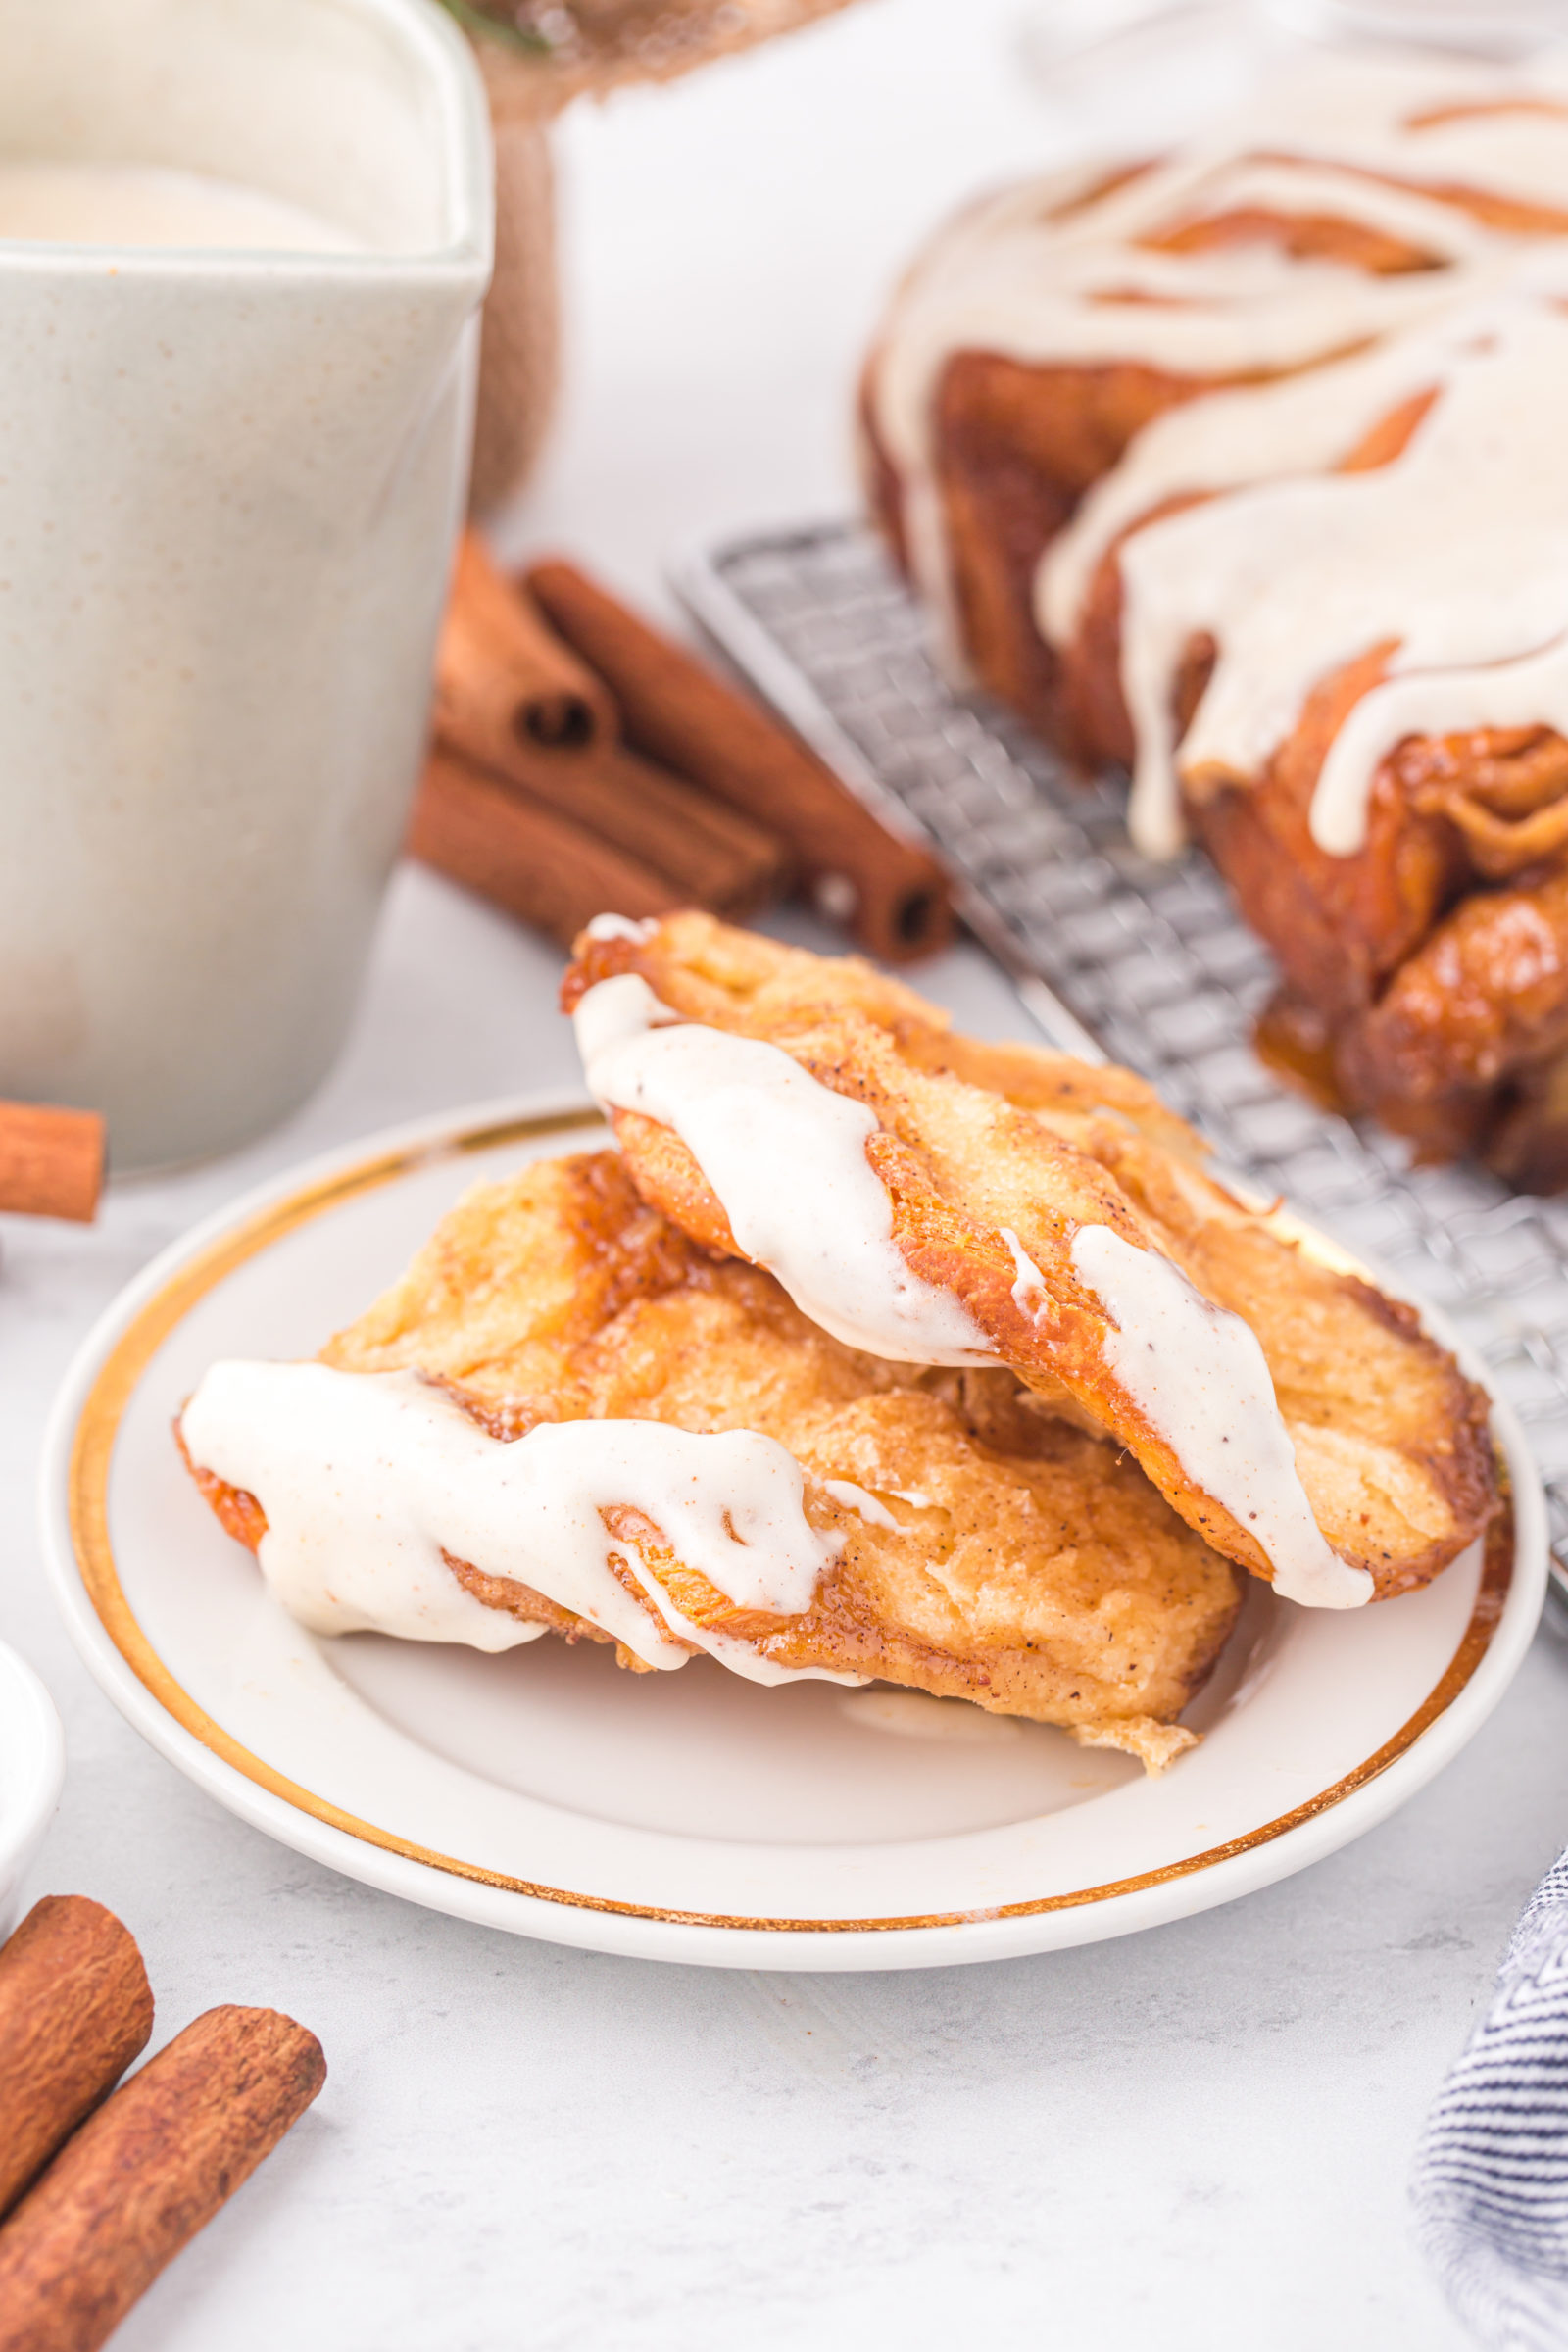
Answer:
1414, 1847, 1568, 2349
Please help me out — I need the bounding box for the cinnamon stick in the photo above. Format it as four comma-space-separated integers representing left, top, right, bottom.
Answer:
410, 746, 688, 947
435, 727, 789, 913
0, 1104, 104, 1223
584, 742, 790, 909
526, 558, 954, 962
438, 527, 615, 763
0, 1899, 153, 2222
0, 2004, 325, 2352
434, 537, 791, 912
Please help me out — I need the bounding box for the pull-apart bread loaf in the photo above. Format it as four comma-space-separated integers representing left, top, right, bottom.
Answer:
564, 912, 1496, 1606
180, 1149, 1243, 1771
860, 48, 1568, 1185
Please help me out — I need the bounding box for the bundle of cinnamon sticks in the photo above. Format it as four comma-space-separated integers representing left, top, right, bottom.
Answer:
0, 1895, 323, 2352
411, 532, 952, 963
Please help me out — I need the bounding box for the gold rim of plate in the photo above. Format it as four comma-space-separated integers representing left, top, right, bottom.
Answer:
67, 1105, 1515, 1936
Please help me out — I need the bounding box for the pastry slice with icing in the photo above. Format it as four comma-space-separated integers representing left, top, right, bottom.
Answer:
564, 912, 1496, 1607
178, 1148, 1243, 1772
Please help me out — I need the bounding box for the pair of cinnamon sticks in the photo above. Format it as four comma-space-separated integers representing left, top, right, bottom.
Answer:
0, 1895, 323, 2352
412, 533, 952, 963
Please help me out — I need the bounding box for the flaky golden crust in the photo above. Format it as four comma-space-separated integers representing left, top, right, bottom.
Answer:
186, 1149, 1245, 1769
564, 913, 1497, 1598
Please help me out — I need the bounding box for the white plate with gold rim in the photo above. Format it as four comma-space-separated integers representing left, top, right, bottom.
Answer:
39, 1091, 1546, 1971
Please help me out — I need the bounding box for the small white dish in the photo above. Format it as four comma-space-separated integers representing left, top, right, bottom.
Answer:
0, 1642, 65, 1939
39, 1093, 1546, 1971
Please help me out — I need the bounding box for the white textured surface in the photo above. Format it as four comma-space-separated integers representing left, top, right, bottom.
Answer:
5, 0, 1565, 2341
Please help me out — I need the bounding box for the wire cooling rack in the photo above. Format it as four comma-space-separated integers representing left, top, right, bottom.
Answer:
674, 517, 1568, 1586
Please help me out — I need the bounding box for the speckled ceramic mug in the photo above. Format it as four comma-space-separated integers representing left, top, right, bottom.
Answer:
0, 0, 493, 1170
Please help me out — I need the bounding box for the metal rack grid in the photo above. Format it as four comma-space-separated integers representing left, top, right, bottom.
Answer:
675, 517, 1568, 1580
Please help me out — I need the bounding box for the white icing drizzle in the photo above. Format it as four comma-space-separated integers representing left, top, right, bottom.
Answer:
1038, 323, 1452, 650
584, 913, 658, 944
574, 970, 993, 1367
1119, 295, 1568, 856
868, 48, 1568, 858
1070, 1225, 1372, 1608
1310, 628, 1568, 856
1001, 1226, 1051, 1325
181, 1361, 858, 1683
822, 1478, 901, 1531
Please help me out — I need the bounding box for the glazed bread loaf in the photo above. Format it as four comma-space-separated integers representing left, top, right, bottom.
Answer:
861, 50, 1568, 1186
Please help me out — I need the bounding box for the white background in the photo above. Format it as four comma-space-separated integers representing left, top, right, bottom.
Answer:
5, 1, 1563, 2343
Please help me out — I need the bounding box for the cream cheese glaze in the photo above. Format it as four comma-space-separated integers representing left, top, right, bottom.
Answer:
1001, 1227, 1051, 1324
1070, 1226, 1373, 1609
180, 1361, 859, 1683
1117, 295, 1568, 858
574, 971, 994, 1366
584, 913, 658, 944
1309, 621, 1568, 858
867, 47, 1568, 856
1036, 322, 1452, 657
821, 1478, 901, 1530
996, 1221, 1363, 1607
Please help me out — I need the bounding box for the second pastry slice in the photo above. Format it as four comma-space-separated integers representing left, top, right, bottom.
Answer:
178, 1150, 1241, 1771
